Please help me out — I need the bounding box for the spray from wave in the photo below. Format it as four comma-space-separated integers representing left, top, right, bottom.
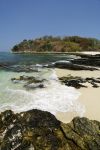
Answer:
0, 69, 85, 116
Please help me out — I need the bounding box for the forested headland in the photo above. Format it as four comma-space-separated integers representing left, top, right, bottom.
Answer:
12, 36, 100, 53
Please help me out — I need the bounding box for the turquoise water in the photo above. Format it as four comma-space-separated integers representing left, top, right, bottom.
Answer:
0, 52, 85, 116
0, 52, 73, 65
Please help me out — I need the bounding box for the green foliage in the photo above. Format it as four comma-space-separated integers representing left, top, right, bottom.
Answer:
64, 41, 81, 52
12, 36, 100, 52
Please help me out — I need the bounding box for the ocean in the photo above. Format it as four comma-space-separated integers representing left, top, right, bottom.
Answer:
0, 52, 85, 116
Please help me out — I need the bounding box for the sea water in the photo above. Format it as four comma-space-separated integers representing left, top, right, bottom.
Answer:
0, 52, 85, 116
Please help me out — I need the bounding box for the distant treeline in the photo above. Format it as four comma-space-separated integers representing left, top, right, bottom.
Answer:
12, 36, 100, 52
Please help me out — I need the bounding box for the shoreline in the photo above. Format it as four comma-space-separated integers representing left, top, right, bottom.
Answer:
55, 68, 100, 123
11, 51, 100, 55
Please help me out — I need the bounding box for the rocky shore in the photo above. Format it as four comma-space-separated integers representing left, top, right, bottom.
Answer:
0, 53, 100, 72
50, 53, 100, 70
11, 75, 45, 90
56, 68, 100, 122
0, 52, 100, 149
0, 109, 100, 150
59, 75, 100, 89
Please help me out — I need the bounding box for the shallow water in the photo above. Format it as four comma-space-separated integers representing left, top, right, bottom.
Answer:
0, 52, 74, 65
0, 68, 85, 116
0, 52, 85, 116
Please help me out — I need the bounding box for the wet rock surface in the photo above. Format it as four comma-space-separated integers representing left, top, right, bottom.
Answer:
0, 64, 43, 73
71, 53, 100, 67
59, 75, 100, 89
11, 75, 46, 90
47, 53, 100, 70
1, 54, 100, 71
0, 109, 100, 150
7, 65, 42, 72
52, 61, 98, 71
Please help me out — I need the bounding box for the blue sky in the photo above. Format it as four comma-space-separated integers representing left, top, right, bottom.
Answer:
0, 0, 100, 51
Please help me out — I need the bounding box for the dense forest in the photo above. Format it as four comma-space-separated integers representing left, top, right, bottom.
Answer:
12, 36, 100, 52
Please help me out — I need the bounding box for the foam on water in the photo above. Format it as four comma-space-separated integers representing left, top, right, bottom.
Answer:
52, 60, 71, 65
0, 69, 85, 116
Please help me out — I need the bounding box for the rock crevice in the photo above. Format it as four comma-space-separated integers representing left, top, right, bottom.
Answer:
0, 109, 100, 150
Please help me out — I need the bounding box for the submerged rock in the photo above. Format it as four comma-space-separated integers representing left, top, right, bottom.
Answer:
24, 83, 45, 90
11, 65, 42, 72
11, 75, 44, 83
0, 109, 100, 150
11, 75, 46, 90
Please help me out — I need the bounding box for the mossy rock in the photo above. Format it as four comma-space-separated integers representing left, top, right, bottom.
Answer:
0, 110, 100, 150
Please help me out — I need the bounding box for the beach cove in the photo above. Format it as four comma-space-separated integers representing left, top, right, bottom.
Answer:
56, 68, 100, 123
0, 52, 100, 123
0, 52, 100, 149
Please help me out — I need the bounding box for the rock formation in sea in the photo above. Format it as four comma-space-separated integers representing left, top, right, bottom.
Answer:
47, 54, 100, 70
0, 109, 100, 150
11, 75, 45, 90
1, 53, 100, 72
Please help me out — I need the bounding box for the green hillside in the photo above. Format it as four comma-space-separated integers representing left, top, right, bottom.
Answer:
12, 36, 100, 53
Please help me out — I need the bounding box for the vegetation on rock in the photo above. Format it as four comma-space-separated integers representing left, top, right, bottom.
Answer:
12, 36, 100, 52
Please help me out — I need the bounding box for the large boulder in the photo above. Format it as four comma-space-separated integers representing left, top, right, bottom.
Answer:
71, 54, 100, 67
0, 109, 100, 150
50, 60, 98, 71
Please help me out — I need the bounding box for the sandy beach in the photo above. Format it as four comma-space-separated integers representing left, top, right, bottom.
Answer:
55, 68, 100, 123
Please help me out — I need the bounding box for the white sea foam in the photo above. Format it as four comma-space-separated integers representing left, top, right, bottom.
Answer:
0, 69, 85, 116
81, 51, 100, 55
52, 60, 71, 65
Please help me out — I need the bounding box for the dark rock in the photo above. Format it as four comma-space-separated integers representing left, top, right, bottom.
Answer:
65, 79, 87, 89
54, 62, 97, 71
59, 76, 87, 89
59, 75, 100, 89
61, 117, 100, 150
24, 83, 45, 90
11, 76, 43, 83
1, 65, 41, 72
0, 109, 100, 150
11, 75, 46, 90
71, 54, 100, 68
91, 82, 99, 88
46, 54, 100, 70
49, 60, 98, 70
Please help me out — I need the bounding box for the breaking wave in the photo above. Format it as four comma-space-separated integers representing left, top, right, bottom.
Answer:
0, 69, 85, 116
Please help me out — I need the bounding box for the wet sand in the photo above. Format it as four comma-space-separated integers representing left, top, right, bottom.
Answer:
55, 68, 100, 123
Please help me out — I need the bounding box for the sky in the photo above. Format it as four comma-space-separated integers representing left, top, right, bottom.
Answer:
0, 0, 100, 51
